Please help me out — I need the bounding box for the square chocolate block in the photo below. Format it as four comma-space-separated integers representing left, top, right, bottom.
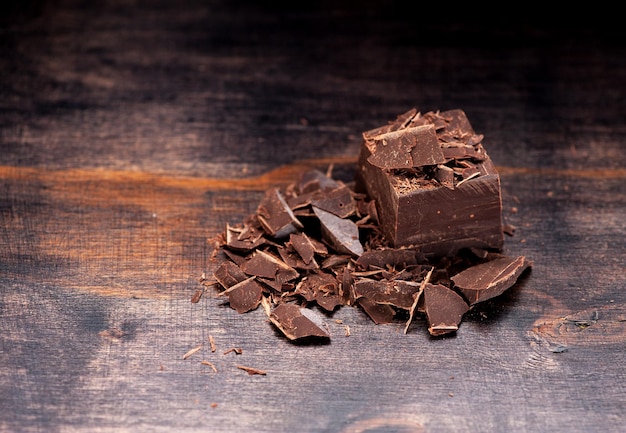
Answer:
355, 108, 504, 257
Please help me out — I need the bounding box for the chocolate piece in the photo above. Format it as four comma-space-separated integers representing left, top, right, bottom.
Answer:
451, 255, 531, 305
423, 283, 469, 336
295, 271, 342, 312
356, 108, 504, 257
288, 232, 327, 264
224, 222, 267, 253
356, 248, 423, 270
365, 124, 445, 169
269, 303, 330, 340
214, 260, 248, 289
297, 169, 340, 193
353, 278, 422, 310
219, 276, 264, 313
256, 187, 303, 238
240, 250, 299, 284
310, 184, 356, 218
312, 206, 363, 256
356, 297, 396, 324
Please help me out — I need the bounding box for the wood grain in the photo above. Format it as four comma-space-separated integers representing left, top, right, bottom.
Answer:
1, 1, 625, 432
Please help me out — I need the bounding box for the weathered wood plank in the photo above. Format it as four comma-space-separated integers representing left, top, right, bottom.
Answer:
1, 1, 625, 432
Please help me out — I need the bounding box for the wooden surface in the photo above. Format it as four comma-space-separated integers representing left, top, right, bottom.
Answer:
1, 2, 625, 432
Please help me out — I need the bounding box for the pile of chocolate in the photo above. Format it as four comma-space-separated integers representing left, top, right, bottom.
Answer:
209, 108, 530, 340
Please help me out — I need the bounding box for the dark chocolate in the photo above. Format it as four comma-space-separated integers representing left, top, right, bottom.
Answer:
240, 250, 299, 285
356, 109, 504, 257
214, 260, 248, 289
354, 278, 422, 310
365, 124, 445, 169
423, 283, 469, 336
313, 206, 363, 256
219, 276, 264, 313
269, 303, 330, 340
256, 187, 303, 238
451, 255, 531, 305
208, 107, 532, 342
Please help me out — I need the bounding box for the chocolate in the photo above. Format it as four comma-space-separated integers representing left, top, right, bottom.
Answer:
240, 250, 299, 284
208, 108, 532, 341
356, 108, 504, 257
214, 260, 248, 289
451, 255, 531, 305
312, 206, 363, 256
218, 276, 264, 313
423, 283, 469, 336
256, 187, 303, 238
269, 303, 330, 341
353, 278, 422, 310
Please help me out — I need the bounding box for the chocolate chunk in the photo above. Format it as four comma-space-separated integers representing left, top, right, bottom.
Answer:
362, 108, 419, 140
297, 169, 340, 193
356, 108, 504, 257
269, 303, 330, 341
451, 255, 531, 305
256, 187, 303, 238
423, 283, 469, 336
277, 244, 319, 271
220, 276, 264, 313
312, 206, 364, 257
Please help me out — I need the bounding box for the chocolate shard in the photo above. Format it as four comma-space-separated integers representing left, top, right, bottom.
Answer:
435, 164, 455, 189
362, 108, 418, 140
277, 244, 318, 271
353, 278, 422, 310
356, 297, 396, 324
269, 303, 330, 341
224, 222, 267, 252
365, 124, 445, 169
288, 232, 327, 265
310, 184, 356, 218
213, 260, 248, 289
312, 206, 363, 257
423, 283, 469, 336
256, 187, 303, 238
240, 250, 299, 284
220, 276, 264, 313
451, 255, 531, 305
297, 169, 341, 193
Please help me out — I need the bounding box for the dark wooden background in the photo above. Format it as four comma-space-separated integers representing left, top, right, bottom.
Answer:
1, 1, 625, 432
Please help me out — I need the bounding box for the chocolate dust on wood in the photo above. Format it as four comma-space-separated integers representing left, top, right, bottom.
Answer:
203, 108, 532, 341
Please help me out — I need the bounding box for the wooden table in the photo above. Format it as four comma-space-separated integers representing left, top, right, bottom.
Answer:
2, 2, 625, 432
